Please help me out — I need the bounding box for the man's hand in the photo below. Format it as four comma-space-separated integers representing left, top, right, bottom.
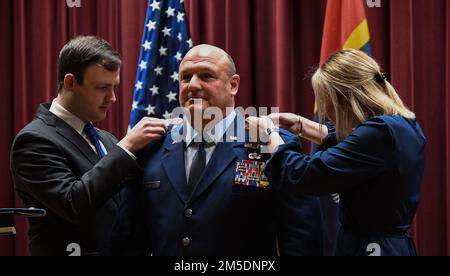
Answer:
118, 117, 168, 152
268, 113, 302, 136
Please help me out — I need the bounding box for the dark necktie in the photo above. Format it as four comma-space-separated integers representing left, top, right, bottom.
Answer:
187, 142, 207, 193
84, 123, 105, 159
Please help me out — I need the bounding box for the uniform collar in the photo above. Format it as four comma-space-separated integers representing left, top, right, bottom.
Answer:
185, 110, 237, 148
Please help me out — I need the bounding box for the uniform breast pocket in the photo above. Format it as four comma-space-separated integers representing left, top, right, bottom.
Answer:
230, 185, 275, 216
231, 185, 272, 198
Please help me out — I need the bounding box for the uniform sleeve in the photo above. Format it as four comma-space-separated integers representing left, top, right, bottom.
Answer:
109, 140, 164, 256
110, 182, 151, 256
265, 118, 394, 196
274, 129, 324, 256
276, 192, 324, 256
320, 122, 338, 150
10, 131, 142, 224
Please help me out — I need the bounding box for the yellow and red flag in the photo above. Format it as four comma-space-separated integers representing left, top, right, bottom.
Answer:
320, 0, 372, 64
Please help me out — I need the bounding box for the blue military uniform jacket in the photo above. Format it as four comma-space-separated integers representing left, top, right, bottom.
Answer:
265, 115, 426, 256
111, 114, 323, 256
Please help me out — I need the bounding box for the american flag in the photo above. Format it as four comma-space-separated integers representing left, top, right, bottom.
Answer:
129, 0, 192, 128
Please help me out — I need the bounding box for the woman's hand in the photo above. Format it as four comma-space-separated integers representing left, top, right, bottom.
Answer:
246, 116, 275, 143
246, 116, 284, 154
270, 113, 328, 145
268, 113, 303, 136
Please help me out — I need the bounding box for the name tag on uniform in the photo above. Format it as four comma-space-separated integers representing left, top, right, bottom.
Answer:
143, 181, 161, 191
234, 160, 270, 189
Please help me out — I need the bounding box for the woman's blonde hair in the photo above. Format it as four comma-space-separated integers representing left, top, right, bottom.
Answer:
312, 49, 415, 141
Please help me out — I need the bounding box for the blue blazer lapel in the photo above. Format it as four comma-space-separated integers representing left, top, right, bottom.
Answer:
161, 128, 189, 203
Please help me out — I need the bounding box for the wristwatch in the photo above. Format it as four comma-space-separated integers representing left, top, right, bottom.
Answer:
264, 127, 280, 136
297, 116, 304, 137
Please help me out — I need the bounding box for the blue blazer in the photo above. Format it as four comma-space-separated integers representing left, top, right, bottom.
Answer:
111, 115, 323, 256
265, 116, 426, 256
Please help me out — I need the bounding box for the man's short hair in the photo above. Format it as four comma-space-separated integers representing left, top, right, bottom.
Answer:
226, 53, 237, 77
57, 36, 122, 92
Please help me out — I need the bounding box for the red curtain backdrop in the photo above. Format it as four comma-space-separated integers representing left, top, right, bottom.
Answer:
0, 0, 449, 256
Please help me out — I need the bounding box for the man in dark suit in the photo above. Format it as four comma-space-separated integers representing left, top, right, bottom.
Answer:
111, 44, 323, 256
10, 36, 168, 256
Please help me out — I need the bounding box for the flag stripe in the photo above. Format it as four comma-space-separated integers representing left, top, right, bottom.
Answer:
343, 19, 371, 50
359, 42, 373, 56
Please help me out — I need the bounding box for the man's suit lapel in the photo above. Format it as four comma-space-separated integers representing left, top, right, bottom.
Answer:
38, 104, 121, 208
56, 122, 99, 165
98, 131, 116, 152
37, 105, 99, 165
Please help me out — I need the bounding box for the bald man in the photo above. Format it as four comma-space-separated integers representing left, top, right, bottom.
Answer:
111, 45, 323, 256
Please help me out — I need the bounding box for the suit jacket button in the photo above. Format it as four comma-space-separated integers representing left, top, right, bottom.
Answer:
184, 209, 193, 218
182, 237, 190, 247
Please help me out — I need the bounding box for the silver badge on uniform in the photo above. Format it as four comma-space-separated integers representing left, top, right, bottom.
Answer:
248, 152, 262, 160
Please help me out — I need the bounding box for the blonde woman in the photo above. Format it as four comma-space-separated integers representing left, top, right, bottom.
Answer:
247, 49, 426, 256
